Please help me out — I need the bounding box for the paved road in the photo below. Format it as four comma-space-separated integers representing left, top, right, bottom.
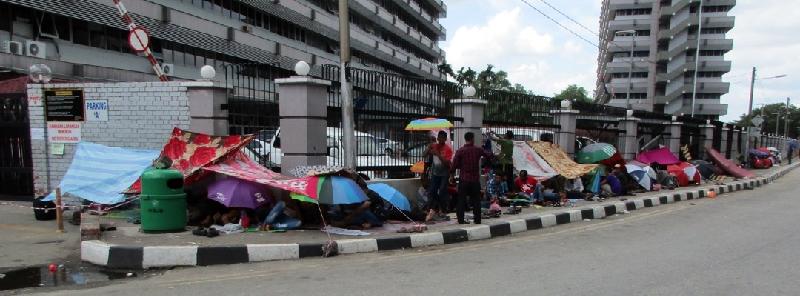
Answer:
35, 169, 800, 296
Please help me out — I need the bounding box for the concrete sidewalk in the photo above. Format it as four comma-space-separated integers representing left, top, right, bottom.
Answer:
0, 200, 80, 269
81, 163, 799, 269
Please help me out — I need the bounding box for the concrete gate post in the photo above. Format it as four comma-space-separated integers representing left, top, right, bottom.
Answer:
664, 116, 683, 157
550, 100, 579, 157
618, 111, 639, 161
720, 125, 730, 158
451, 97, 487, 150
186, 82, 229, 136
275, 76, 331, 173
700, 120, 716, 160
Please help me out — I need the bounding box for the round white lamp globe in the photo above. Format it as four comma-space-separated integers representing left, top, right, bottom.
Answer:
200, 65, 216, 80
463, 86, 476, 98
28, 64, 52, 83
294, 61, 310, 76
626, 109, 634, 117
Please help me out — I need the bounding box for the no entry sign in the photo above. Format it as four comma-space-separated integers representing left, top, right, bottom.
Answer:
128, 26, 150, 52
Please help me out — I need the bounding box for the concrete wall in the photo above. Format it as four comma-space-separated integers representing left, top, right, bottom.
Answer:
27, 81, 199, 195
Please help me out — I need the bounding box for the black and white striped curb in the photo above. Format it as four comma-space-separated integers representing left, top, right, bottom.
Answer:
83, 163, 799, 269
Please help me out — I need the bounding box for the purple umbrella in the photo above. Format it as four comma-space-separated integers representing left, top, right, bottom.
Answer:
207, 178, 270, 209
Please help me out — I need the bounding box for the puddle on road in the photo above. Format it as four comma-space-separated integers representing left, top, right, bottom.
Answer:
0, 264, 148, 291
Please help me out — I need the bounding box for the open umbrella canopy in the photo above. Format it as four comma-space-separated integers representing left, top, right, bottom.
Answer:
367, 183, 411, 212
405, 118, 453, 131
578, 143, 617, 164
207, 178, 271, 209
295, 176, 368, 205
625, 164, 651, 191
410, 161, 425, 174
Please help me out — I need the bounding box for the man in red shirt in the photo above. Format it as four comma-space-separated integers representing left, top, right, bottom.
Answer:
425, 131, 453, 222
450, 132, 491, 224
514, 170, 538, 194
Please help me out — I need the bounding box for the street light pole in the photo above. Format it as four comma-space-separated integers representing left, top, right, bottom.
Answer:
615, 29, 637, 110
339, 0, 357, 169
690, 0, 704, 118
785, 97, 791, 139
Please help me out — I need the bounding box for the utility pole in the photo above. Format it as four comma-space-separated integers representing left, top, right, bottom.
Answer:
785, 97, 791, 137
690, 0, 704, 118
339, 0, 357, 169
744, 66, 756, 159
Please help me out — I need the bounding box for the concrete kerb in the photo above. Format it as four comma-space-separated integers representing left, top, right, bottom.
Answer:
82, 163, 800, 269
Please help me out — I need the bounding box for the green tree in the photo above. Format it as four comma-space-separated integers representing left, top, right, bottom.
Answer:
732, 103, 800, 138
553, 84, 591, 102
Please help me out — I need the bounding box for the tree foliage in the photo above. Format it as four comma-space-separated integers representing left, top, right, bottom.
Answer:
553, 84, 592, 102
732, 103, 800, 138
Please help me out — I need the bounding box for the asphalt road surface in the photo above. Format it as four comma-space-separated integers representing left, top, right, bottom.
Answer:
32, 169, 800, 296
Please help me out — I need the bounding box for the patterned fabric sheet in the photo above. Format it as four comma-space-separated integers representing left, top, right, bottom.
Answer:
127, 128, 255, 193
528, 141, 598, 179
203, 152, 311, 196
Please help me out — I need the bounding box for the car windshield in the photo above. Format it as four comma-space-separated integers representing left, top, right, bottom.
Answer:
257, 130, 277, 142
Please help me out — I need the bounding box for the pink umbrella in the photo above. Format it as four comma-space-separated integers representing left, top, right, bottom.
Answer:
637, 147, 680, 165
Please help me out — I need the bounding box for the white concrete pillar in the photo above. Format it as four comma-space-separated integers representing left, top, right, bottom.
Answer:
451, 98, 487, 150
275, 76, 331, 173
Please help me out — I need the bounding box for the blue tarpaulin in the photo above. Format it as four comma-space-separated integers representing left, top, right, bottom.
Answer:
45, 142, 159, 204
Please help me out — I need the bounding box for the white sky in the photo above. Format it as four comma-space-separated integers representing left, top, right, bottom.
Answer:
439, 0, 799, 122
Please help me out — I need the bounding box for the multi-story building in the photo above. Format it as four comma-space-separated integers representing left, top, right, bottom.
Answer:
595, 0, 735, 119
0, 0, 447, 82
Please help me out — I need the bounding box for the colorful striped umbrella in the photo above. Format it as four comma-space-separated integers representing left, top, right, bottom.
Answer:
577, 143, 617, 164
291, 176, 368, 205
405, 118, 453, 131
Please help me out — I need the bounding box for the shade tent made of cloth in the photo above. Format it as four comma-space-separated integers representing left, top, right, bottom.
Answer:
637, 147, 681, 165
528, 141, 597, 179
202, 152, 311, 196
513, 141, 558, 180
45, 142, 159, 204
127, 128, 255, 193
706, 147, 755, 178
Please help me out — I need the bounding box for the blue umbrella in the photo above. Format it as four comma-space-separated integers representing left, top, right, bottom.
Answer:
367, 183, 411, 212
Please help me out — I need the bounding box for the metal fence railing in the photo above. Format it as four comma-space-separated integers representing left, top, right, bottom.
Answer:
225, 62, 745, 177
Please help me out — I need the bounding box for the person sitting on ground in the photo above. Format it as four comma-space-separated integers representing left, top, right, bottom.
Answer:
259, 196, 303, 231
540, 176, 566, 206
564, 177, 585, 200
514, 170, 538, 202
329, 201, 383, 230
485, 172, 509, 203
601, 173, 624, 197
612, 164, 641, 194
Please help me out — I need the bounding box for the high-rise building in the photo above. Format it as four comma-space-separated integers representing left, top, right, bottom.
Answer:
595, 0, 735, 119
0, 0, 446, 82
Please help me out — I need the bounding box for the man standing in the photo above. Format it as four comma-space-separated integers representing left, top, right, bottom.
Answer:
451, 132, 490, 224
425, 131, 453, 222
489, 130, 515, 192
788, 138, 798, 164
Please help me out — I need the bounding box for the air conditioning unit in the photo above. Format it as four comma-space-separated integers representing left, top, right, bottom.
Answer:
2, 41, 23, 55
26, 40, 46, 58
161, 63, 175, 76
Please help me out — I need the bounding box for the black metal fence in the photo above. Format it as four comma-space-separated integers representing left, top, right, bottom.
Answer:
0, 93, 33, 200
225, 62, 742, 178
481, 89, 561, 146
226, 63, 462, 177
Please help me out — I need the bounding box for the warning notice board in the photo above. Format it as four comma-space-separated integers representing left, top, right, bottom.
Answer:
47, 122, 82, 143
45, 89, 85, 122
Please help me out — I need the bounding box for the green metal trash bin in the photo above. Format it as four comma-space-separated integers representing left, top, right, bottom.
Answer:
140, 169, 186, 233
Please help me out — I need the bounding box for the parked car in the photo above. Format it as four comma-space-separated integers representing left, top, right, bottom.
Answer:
242, 127, 410, 169
373, 136, 405, 156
